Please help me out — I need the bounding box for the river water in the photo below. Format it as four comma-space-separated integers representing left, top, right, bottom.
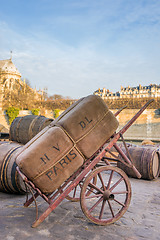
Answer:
117, 122, 160, 143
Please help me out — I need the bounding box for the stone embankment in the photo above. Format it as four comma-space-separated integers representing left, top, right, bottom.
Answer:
112, 108, 160, 142
0, 108, 160, 141
0, 109, 55, 132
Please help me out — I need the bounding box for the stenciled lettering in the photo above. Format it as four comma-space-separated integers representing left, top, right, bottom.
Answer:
45, 166, 61, 180
52, 143, 60, 151
79, 121, 86, 129
46, 170, 53, 180
59, 158, 68, 168
40, 153, 50, 164
79, 116, 93, 130
45, 150, 78, 181
66, 155, 71, 162
85, 116, 92, 124
53, 165, 61, 176
69, 150, 77, 159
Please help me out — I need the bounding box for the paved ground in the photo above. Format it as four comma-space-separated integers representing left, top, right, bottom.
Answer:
0, 176, 160, 240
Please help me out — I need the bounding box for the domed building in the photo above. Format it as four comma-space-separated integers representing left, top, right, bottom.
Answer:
0, 57, 45, 111
0, 58, 22, 109
0, 58, 21, 90
0, 56, 46, 130
0, 58, 21, 79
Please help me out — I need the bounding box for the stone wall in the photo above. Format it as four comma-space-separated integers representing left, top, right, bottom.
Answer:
0, 108, 160, 141
111, 109, 160, 141
0, 109, 55, 132
105, 97, 160, 109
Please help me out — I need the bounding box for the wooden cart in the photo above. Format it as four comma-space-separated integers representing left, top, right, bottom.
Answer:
16, 100, 153, 227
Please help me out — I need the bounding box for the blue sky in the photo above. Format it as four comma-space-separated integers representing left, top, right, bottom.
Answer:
0, 0, 160, 99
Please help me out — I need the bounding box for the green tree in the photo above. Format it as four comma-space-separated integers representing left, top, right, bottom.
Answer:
6, 107, 19, 124
53, 109, 60, 118
31, 108, 40, 115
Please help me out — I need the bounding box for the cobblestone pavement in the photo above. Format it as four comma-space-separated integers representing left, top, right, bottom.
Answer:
0, 177, 160, 240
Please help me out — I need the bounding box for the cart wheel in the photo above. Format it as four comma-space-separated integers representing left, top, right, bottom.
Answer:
80, 166, 131, 225
66, 175, 97, 202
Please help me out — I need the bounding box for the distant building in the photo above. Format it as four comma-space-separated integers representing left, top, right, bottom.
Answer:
94, 88, 120, 99
0, 57, 44, 109
120, 84, 160, 98
0, 58, 21, 89
94, 84, 160, 99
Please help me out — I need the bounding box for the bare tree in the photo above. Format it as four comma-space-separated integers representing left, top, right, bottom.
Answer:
48, 94, 63, 100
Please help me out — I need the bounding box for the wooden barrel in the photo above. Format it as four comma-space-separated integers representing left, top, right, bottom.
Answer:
0, 141, 12, 191
9, 117, 22, 142
29, 115, 54, 139
10, 115, 54, 144
117, 146, 160, 180
0, 141, 26, 193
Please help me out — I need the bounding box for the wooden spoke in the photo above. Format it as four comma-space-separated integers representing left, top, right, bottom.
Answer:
112, 191, 128, 195
106, 170, 114, 190
109, 177, 123, 192
88, 182, 104, 194
98, 172, 106, 191
89, 197, 103, 213
72, 186, 77, 198
107, 200, 115, 218
85, 193, 103, 199
113, 198, 125, 207
99, 200, 106, 219
66, 171, 97, 202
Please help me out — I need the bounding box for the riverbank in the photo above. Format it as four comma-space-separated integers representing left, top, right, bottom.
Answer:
0, 108, 160, 142
112, 108, 160, 142
117, 123, 160, 142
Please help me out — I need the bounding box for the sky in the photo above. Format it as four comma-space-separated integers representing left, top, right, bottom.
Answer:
0, 0, 160, 99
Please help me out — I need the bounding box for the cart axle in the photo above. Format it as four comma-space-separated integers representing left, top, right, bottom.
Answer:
103, 190, 114, 201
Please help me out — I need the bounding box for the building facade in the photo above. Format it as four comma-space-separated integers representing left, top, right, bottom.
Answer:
94, 84, 160, 100
0, 58, 44, 110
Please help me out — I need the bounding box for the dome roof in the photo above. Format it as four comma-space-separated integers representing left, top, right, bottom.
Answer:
0, 59, 21, 76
